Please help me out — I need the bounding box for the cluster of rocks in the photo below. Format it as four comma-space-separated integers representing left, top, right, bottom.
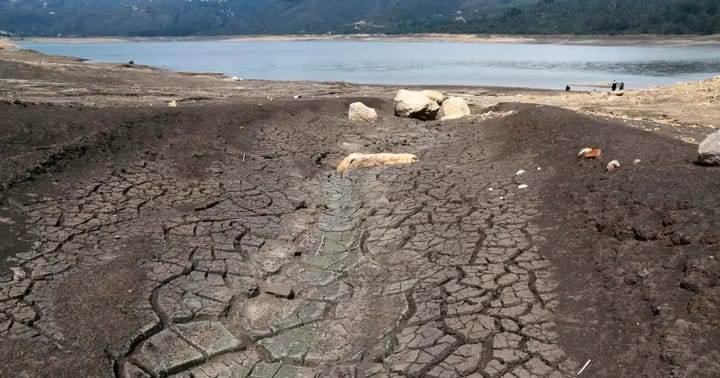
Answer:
347, 89, 471, 122
394, 89, 471, 121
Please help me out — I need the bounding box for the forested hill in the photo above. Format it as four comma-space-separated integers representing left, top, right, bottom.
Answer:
0, 0, 718, 37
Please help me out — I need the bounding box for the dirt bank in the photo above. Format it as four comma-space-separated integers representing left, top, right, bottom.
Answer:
0, 48, 718, 378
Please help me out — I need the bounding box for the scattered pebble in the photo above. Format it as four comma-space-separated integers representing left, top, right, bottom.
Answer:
488, 188, 494, 192
167, 100, 177, 108
515, 169, 526, 176
293, 95, 302, 99
577, 147, 592, 158
518, 184, 528, 189
633, 159, 642, 164
536, 167, 542, 171
607, 160, 621, 171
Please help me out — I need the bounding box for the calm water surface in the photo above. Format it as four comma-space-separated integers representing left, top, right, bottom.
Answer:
21, 40, 720, 89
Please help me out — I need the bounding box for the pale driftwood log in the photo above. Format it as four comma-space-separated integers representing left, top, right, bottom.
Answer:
336, 153, 419, 173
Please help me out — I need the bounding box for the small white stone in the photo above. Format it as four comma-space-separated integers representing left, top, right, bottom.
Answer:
10, 267, 25, 281
633, 159, 642, 164
577, 147, 591, 158
518, 184, 528, 189
536, 167, 542, 170
607, 160, 621, 171
488, 188, 494, 192
515, 169, 526, 176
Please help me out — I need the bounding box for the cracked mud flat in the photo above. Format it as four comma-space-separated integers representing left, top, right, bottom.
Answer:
1, 52, 720, 378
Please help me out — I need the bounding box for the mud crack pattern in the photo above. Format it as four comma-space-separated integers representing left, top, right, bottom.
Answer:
0, 99, 576, 378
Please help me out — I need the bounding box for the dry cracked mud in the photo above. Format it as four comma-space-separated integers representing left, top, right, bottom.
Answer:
1, 50, 720, 378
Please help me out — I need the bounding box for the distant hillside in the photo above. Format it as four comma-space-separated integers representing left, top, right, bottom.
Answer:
0, 0, 718, 37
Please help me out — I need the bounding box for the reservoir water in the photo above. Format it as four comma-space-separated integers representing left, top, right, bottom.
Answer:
20, 40, 720, 89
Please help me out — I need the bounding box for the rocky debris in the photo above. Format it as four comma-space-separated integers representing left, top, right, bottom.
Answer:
438, 97, 471, 121
336, 152, 418, 173
421, 90, 447, 104
348, 102, 378, 122
168, 100, 178, 108
394, 90, 440, 120
697, 129, 720, 165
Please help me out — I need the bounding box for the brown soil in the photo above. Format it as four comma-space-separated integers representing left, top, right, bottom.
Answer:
0, 48, 718, 378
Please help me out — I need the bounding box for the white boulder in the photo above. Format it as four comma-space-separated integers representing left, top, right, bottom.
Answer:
437, 97, 471, 120
698, 129, 720, 165
394, 90, 439, 120
348, 102, 378, 122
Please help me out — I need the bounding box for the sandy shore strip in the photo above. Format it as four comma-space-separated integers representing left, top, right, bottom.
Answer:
16, 33, 720, 46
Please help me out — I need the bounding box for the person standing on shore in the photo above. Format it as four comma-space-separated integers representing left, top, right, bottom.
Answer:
611, 80, 617, 91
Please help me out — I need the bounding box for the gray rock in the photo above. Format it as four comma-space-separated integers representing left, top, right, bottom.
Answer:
698, 129, 720, 165
348, 102, 378, 122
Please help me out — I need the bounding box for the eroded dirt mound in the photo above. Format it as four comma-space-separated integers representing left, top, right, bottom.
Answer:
485, 103, 720, 377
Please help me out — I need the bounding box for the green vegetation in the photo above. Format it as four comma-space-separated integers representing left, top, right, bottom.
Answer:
0, 0, 718, 37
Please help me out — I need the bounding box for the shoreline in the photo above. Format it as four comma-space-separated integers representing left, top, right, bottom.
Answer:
15, 33, 720, 47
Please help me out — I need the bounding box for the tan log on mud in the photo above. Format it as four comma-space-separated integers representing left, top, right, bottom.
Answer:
336, 153, 419, 173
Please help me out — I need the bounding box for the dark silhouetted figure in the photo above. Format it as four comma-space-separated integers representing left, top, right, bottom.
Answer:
565, 85, 571, 92
611, 80, 617, 91
128, 60, 134, 65
619, 82, 625, 90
